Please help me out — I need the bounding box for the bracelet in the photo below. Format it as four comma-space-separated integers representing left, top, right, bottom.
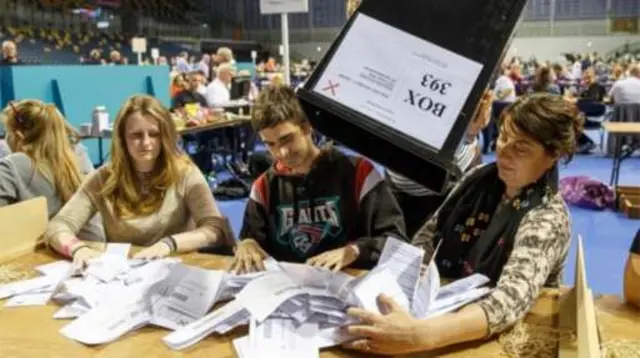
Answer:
161, 236, 178, 253
70, 245, 89, 258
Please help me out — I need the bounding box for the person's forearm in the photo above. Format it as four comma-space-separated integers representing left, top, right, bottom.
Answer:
171, 218, 229, 253
49, 232, 91, 259
417, 304, 489, 350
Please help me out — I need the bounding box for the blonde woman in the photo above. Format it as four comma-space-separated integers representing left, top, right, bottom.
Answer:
0, 100, 103, 241
0, 117, 95, 175
46, 95, 233, 266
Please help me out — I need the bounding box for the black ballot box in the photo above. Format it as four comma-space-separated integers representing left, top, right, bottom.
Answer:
296, 0, 527, 194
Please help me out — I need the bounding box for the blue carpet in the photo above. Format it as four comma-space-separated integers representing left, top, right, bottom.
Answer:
215, 151, 639, 295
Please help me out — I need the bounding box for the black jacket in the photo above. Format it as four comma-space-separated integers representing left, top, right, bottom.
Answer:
239, 147, 407, 268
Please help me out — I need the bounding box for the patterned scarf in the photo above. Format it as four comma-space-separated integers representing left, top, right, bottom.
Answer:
434, 163, 558, 284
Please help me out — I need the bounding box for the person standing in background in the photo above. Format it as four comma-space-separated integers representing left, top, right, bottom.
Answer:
386, 91, 492, 237
345, 0, 489, 237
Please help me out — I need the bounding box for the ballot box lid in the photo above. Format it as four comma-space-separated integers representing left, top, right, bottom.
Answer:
297, 0, 527, 193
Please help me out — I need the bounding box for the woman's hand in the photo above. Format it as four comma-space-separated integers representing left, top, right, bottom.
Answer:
306, 244, 359, 272
133, 241, 172, 260
343, 294, 432, 355
72, 246, 102, 272
229, 239, 268, 274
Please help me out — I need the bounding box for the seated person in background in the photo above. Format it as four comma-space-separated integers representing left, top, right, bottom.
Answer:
386, 90, 491, 238
344, 94, 579, 355
530, 67, 561, 95
0, 120, 94, 175
46, 95, 233, 267
493, 68, 516, 103
608, 64, 640, 104
205, 63, 235, 107
170, 73, 187, 99
231, 86, 406, 273
624, 229, 640, 309
580, 67, 606, 102
0, 100, 103, 240
575, 67, 603, 154
171, 71, 208, 110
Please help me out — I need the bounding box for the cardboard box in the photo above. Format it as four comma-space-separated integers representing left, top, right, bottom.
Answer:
0, 197, 48, 263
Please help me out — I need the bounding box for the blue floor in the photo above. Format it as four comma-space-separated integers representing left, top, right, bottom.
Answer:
215, 150, 639, 295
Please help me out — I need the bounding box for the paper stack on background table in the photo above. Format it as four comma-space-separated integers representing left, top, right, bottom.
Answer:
0, 238, 492, 357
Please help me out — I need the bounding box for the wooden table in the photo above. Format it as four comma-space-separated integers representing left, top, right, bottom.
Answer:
602, 122, 640, 186
177, 117, 250, 136
1, 251, 639, 358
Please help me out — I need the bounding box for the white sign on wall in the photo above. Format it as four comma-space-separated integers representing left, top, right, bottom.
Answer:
259, 0, 309, 14
313, 14, 483, 151
131, 37, 147, 54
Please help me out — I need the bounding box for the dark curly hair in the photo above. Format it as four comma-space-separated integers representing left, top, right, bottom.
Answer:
500, 93, 584, 164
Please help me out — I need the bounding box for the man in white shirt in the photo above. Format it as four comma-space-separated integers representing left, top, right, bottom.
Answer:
205, 63, 235, 107
609, 64, 640, 104
493, 68, 516, 102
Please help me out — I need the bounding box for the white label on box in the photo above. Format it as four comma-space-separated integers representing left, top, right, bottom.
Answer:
313, 14, 483, 151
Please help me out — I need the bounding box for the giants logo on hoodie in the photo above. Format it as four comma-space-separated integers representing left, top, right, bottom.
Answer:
275, 197, 343, 255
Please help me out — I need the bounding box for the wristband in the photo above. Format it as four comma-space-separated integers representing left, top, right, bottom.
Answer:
71, 245, 89, 258
162, 236, 178, 253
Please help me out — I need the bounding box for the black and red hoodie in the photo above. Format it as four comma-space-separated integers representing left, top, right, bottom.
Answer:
239, 147, 407, 269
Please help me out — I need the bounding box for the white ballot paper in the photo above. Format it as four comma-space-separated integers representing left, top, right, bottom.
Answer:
313, 13, 483, 150
378, 237, 424, 306
0, 276, 57, 300
162, 299, 249, 350
235, 272, 308, 322
0, 235, 491, 351
84, 254, 131, 283
150, 264, 223, 330
353, 267, 410, 314
59, 295, 152, 345
245, 317, 319, 357
105, 243, 132, 258
3, 262, 73, 307
411, 259, 441, 318
59, 260, 174, 345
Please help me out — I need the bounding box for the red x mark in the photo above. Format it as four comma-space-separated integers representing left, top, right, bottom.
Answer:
322, 80, 340, 96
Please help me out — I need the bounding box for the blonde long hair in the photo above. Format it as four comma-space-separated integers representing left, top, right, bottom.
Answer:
2, 100, 83, 203
100, 95, 191, 218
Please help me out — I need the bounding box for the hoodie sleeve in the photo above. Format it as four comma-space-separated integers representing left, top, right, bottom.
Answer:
238, 174, 270, 248
351, 158, 408, 267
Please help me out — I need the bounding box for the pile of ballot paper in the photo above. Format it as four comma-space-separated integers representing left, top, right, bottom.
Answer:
0, 238, 492, 357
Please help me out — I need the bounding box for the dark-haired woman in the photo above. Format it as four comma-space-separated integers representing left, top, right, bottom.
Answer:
343, 94, 581, 355
624, 229, 640, 309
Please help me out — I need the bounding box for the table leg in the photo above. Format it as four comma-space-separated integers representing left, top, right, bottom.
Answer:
98, 137, 103, 166
610, 136, 622, 187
